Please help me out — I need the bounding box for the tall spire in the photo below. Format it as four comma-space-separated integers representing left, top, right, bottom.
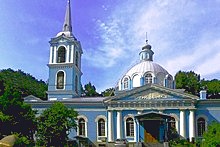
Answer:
62, 0, 72, 32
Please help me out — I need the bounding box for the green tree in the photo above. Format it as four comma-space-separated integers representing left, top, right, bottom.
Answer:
201, 79, 220, 99
101, 88, 115, 97
175, 71, 200, 95
83, 82, 100, 97
0, 93, 36, 140
0, 68, 47, 100
202, 121, 220, 147
36, 102, 78, 146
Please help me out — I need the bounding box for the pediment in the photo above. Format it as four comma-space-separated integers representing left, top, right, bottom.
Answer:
104, 84, 198, 103
50, 35, 75, 44
23, 95, 43, 102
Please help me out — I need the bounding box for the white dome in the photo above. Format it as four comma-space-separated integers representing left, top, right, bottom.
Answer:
125, 60, 169, 77
116, 40, 174, 91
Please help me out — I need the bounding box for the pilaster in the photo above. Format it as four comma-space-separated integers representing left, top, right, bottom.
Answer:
116, 110, 122, 139
189, 109, 195, 141
108, 110, 114, 142
180, 109, 186, 138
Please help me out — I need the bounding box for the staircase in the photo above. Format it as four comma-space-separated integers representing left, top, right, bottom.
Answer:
142, 142, 164, 147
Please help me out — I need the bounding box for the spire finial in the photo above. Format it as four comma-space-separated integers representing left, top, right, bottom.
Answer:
146, 32, 148, 44
62, 0, 72, 32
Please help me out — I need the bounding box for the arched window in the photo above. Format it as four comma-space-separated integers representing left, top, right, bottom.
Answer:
56, 71, 64, 89
57, 46, 66, 63
167, 76, 172, 88
75, 51, 79, 67
78, 118, 85, 136
123, 77, 129, 89
168, 117, 176, 129
75, 75, 78, 93
197, 117, 206, 137
98, 118, 105, 136
145, 73, 152, 84
133, 74, 140, 87
126, 118, 134, 137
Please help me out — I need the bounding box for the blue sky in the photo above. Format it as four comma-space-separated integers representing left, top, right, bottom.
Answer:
1, 0, 220, 92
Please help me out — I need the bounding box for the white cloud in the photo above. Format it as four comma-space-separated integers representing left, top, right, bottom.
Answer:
84, 0, 220, 81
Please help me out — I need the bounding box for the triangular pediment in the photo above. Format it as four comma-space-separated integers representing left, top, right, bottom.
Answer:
50, 34, 76, 43
104, 84, 198, 103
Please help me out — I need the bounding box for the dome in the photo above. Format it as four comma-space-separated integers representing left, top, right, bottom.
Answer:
125, 61, 169, 77
117, 38, 174, 91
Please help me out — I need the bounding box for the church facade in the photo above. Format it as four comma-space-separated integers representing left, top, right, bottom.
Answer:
25, 1, 220, 146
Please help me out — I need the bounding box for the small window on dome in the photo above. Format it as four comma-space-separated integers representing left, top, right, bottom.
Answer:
167, 76, 172, 88
123, 78, 129, 89
145, 73, 152, 84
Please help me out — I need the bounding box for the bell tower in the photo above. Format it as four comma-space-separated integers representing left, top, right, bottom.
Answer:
47, 0, 83, 100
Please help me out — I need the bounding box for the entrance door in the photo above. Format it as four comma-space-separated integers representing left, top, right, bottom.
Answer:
144, 120, 160, 143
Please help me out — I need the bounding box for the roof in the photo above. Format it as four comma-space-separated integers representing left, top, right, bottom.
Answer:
124, 60, 169, 77
23, 95, 43, 102
62, 97, 106, 102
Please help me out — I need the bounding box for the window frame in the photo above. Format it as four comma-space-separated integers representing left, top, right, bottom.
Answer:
77, 115, 88, 137
95, 115, 107, 142
197, 117, 206, 137
145, 73, 153, 84
57, 46, 66, 63
56, 71, 65, 90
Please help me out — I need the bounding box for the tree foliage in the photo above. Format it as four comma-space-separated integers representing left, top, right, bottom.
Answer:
36, 102, 78, 146
175, 71, 220, 98
0, 68, 47, 100
202, 121, 220, 147
83, 82, 100, 97
0, 92, 36, 140
201, 79, 220, 99
175, 71, 200, 95
101, 88, 115, 97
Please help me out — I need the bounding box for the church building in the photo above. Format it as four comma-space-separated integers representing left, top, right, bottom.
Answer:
25, 0, 220, 146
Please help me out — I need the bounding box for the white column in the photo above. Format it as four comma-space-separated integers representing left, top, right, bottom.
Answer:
108, 110, 113, 142
66, 45, 70, 63
71, 45, 74, 63
175, 119, 179, 134
180, 109, 186, 138
49, 46, 53, 64
53, 46, 57, 63
189, 109, 195, 141
117, 111, 122, 139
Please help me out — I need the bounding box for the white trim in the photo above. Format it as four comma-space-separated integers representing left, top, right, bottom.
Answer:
71, 45, 74, 63
95, 115, 107, 142
77, 115, 88, 137
53, 46, 57, 63
49, 46, 53, 64
66, 45, 70, 63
